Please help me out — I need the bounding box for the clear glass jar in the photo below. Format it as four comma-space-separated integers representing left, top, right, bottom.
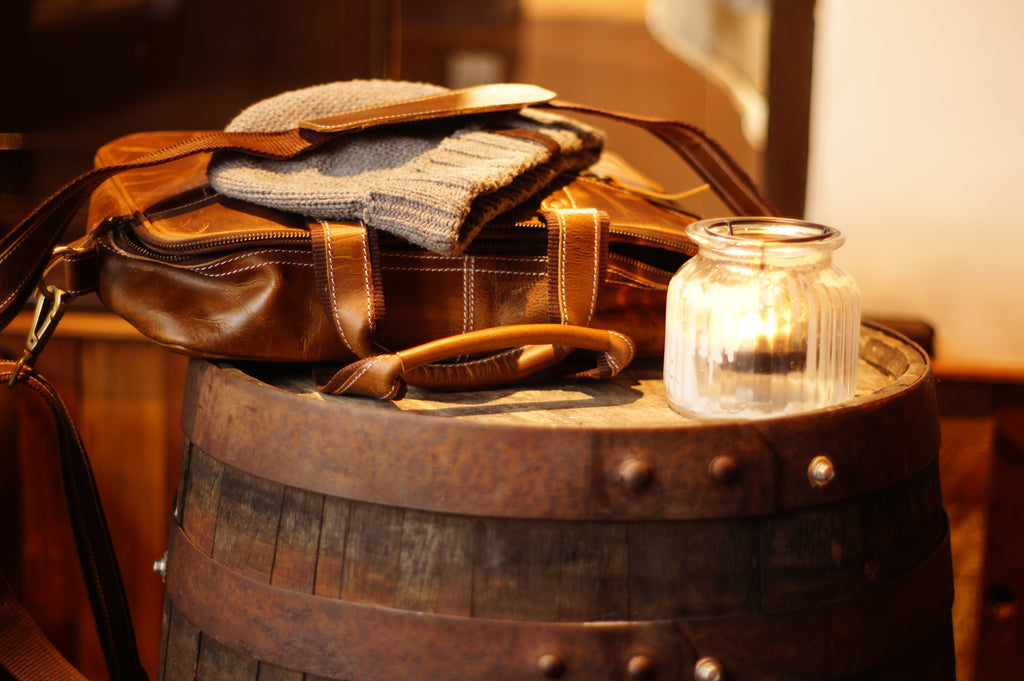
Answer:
664, 217, 860, 419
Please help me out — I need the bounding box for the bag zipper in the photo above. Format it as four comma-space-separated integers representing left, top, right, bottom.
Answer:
108, 216, 308, 263
112, 209, 694, 272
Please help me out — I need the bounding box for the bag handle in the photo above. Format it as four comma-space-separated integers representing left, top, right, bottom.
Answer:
315, 323, 636, 399
0, 361, 149, 681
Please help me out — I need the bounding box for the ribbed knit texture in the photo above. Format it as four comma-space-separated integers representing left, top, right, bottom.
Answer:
207, 80, 604, 254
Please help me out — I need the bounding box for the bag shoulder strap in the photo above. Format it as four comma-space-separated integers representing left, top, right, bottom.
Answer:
0, 573, 91, 681
0, 361, 148, 681
538, 99, 777, 217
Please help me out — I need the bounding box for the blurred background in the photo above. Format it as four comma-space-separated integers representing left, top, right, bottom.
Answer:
2, 2, 1022, 680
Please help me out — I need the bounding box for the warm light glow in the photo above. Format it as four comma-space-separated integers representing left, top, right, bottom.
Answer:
738, 307, 783, 344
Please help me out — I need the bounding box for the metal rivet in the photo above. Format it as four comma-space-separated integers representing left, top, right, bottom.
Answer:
152, 552, 168, 582
708, 455, 740, 483
620, 458, 654, 493
808, 455, 836, 488
537, 653, 566, 678
628, 654, 656, 680
694, 657, 724, 681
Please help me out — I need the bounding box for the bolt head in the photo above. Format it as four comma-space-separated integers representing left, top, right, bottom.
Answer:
620, 458, 654, 493
694, 657, 724, 681
537, 653, 566, 678
152, 552, 168, 581
808, 455, 836, 488
628, 654, 656, 680
708, 455, 741, 483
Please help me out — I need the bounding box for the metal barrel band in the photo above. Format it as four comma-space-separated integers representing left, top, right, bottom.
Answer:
165, 520, 953, 681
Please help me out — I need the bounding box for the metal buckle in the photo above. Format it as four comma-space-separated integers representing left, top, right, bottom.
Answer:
7, 285, 68, 388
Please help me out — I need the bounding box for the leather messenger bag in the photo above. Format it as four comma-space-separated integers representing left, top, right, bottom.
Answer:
1, 81, 776, 400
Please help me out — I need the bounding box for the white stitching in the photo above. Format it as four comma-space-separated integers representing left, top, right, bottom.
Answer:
605, 353, 620, 374
359, 225, 373, 331
306, 84, 534, 133
319, 220, 355, 354
557, 211, 569, 323
308, 89, 469, 129
385, 252, 546, 265
95, 240, 541, 278
0, 223, 55, 311
324, 106, 461, 130
382, 266, 543, 276
94, 240, 313, 277
189, 247, 310, 271
197, 260, 313, 277
462, 258, 469, 333
555, 209, 601, 325
462, 256, 475, 333
428, 347, 523, 368
587, 211, 600, 322
147, 191, 218, 217
0, 269, 36, 312
340, 355, 392, 389
604, 330, 636, 374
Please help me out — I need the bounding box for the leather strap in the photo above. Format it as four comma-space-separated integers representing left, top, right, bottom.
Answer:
0, 573, 89, 681
0, 361, 148, 681
308, 219, 384, 358
299, 83, 557, 133
545, 208, 609, 326
538, 99, 778, 217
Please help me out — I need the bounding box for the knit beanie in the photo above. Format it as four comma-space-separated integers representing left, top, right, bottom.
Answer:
207, 80, 604, 254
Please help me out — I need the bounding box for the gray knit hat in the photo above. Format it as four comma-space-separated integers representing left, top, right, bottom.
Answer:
207, 80, 604, 254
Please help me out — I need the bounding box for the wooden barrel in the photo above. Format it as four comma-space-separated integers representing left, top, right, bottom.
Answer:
158, 323, 955, 681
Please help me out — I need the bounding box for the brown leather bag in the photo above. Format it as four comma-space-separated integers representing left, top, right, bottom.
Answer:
1, 83, 776, 399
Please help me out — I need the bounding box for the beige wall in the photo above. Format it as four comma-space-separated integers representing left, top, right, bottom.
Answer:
805, 0, 1024, 373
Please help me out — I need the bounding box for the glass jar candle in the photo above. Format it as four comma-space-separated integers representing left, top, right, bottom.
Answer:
664, 217, 860, 419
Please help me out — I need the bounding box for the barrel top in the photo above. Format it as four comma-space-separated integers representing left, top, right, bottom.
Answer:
256, 322, 923, 429
181, 322, 939, 520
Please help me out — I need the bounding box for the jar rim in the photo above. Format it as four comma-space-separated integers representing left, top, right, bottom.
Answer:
687, 217, 845, 250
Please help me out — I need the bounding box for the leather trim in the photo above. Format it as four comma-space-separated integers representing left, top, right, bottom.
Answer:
309, 219, 381, 357
298, 83, 557, 133
545, 209, 609, 326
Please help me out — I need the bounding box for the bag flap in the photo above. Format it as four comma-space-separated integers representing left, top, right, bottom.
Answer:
91, 132, 311, 254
